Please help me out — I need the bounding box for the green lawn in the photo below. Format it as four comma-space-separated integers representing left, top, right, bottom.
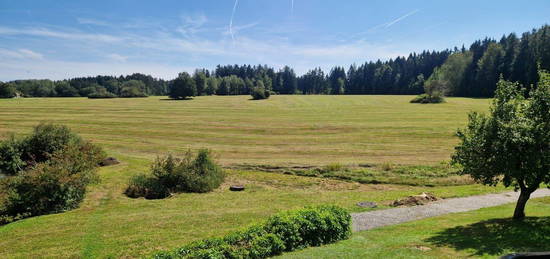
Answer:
0, 155, 506, 258
0, 95, 518, 258
281, 197, 550, 259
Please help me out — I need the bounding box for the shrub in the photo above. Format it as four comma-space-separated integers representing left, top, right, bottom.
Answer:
0, 142, 103, 225
183, 150, 225, 193
0, 82, 17, 98
0, 123, 105, 225
125, 149, 225, 199
21, 123, 84, 164
153, 205, 351, 259
0, 136, 26, 176
263, 205, 352, 251
88, 91, 117, 99
0, 123, 87, 174
120, 80, 148, 98
125, 173, 170, 199
410, 93, 445, 103
250, 87, 270, 100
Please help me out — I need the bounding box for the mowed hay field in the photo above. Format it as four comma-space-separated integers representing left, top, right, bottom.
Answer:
0, 95, 490, 165
0, 95, 507, 258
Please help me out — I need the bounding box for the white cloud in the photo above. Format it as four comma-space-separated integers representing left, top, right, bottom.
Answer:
0, 48, 43, 60
221, 22, 259, 36
177, 14, 208, 37
0, 18, 414, 80
0, 59, 188, 81
106, 53, 128, 62
0, 26, 122, 43
77, 18, 109, 26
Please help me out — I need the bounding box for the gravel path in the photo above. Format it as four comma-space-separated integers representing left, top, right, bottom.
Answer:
352, 189, 550, 232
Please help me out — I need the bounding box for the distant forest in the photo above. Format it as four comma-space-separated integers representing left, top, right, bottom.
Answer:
1, 25, 549, 98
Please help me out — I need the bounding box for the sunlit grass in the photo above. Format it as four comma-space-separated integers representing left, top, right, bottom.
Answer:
280, 197, 550, 259
0, 95, 490, 165
0, 95, 505, 258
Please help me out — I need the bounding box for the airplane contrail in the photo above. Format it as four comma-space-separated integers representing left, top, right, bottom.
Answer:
291, 0, 294, 14
229, 0, 239, 45
384, 9, 419, 28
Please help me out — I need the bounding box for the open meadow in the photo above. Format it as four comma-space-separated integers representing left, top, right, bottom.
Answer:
0, 95, 518, 258
0, 96, 516, 258
2, 2, 549, 258
0, 95, 491, 166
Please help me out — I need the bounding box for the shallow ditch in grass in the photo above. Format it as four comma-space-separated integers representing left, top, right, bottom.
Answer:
228, 162, 474, 187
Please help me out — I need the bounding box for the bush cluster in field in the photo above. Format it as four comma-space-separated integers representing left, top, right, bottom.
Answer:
410, 93, 445, 104
0, 123, 105, 224
125, 150, 225, 199
250, 87, 271, 100
153, 205, 351, 259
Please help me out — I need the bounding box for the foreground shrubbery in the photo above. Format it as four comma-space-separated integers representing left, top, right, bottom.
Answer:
0, 123, 105, 224
125, 149, 225, 199
153, 205, 351, 259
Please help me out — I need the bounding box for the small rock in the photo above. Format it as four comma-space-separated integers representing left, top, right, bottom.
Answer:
414, 245, 432, 251
100, 157, 120, 166
230, 185, 245, 191
357, 201, 377, 208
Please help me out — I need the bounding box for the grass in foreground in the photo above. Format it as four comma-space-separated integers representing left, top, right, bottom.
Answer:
0, 95, 490, 165
280, 197, 550, 259
0, 155, 506, 258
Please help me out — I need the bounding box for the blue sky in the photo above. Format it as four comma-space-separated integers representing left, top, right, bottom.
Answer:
1, 0, 549, 81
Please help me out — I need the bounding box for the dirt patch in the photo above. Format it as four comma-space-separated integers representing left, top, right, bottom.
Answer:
413, 245, 432, 251
100, 157, 120, 166
391, 192, 438, 207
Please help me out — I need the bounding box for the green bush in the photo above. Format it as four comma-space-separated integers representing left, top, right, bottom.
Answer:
88, 91, 117, 99
0, 82, 17, 98
22, 123, 84, 164
0, 123, 105, 225
0, 142, 103, 225
250, 87, 270, 100
125, 149, 225, 199
0, 123, 88, 175
410, 93, 445, 103
153, 205, 351, 259
263, 205, 352, 251
183, 150, 225, 193
125, 173, 170, 199
0, 136, 26, 176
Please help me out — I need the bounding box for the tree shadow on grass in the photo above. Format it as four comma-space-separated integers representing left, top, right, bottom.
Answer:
425, 217, 550, 256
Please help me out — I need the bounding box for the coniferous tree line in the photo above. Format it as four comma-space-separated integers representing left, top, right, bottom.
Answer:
1, 25, 548, 99
426, 25, 550, 97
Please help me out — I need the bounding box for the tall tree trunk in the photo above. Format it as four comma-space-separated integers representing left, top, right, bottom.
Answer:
513, 189, 532, 220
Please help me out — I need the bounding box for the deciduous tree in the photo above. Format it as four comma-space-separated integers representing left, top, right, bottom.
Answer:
452, 70, 550, 220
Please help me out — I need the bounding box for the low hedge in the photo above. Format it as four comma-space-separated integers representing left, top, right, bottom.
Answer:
153, 205, 351, 259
